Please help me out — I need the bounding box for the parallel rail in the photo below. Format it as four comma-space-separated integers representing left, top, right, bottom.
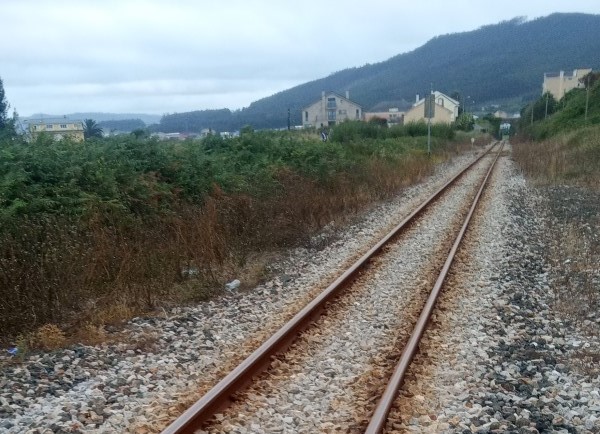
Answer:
161, 144, 498, 434
365, 141, 505, 433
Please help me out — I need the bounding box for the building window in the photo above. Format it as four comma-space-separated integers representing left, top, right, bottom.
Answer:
438, 98, 444, 107
60, 124, 67, 128
327, 110, 336, 120
327, 97, 336, 109
355, 109, 360, 119
305, 111, 308, 122
338, 109, 346, 115
46, 124, 53, 129
33, 125, 38, 130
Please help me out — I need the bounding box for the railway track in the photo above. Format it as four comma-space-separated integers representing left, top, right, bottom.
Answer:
162, 142, 505, 434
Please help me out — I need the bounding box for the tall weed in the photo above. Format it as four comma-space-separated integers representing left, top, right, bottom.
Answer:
513, 126, 600, 186
0, 128, 462, 340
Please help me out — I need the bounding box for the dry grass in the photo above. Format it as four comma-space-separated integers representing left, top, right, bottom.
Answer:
1, 148, 449, 346
11, 323, 108, 359
85, 300, 135, 328
14, 324, 67, 354
570, 348, 600, 377
513, 128, 600, 375
512, 128, 600, 187
550, 225, 600, 326
70, 323, 109, 346
542, 213, 599, 377
513, 127, 600, 376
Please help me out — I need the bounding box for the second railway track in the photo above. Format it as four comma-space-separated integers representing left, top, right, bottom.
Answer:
163, 142, 505, 433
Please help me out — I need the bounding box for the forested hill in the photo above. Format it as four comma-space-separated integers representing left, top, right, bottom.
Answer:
156, 13, 600, 132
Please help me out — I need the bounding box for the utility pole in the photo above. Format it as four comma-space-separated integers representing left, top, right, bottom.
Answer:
585, 76, 590, 122
531, 99, 534, 126
427, 83, 433, 155
545, 92, 549, 119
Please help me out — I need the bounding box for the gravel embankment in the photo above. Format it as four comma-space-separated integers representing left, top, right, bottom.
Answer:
3, 144, 597, 434
385, 146, 600, 434
0, 149, 483, 434
203, 148, 495, 433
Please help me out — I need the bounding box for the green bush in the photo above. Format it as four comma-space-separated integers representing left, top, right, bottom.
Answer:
0, 126, 464, 338
519, 76, 600, 140
329, 120, 455, 144
329, 120, 386, 143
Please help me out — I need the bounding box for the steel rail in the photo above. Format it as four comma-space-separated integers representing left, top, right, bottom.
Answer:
364, 141, 505, 434
161, 144, 497, 434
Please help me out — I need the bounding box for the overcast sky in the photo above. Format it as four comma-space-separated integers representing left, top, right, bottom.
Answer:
1, 1, 599, 117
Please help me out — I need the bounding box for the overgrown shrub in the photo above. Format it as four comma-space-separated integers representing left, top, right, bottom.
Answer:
0, 128, 465, 340
330, 120, 455, 144
519, 78, 600, 140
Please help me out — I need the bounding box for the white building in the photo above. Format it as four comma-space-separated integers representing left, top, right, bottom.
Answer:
302, 91, 363, 128
404, 91, 460, 124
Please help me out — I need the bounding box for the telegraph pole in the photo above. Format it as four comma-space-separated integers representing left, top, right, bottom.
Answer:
585, 76, 590, 122
531, 99, 534, 125
427, 83, 433, 155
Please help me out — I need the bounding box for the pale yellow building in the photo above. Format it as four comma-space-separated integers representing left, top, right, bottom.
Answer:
404, 91, 459, 124
27, 118, 85, 142
542, 68, 591, 100
302, 91, 362, 128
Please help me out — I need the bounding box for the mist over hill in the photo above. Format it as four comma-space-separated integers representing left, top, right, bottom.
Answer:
134, 13, 600, 133
244, 13, 600, 126
25, 112, 161, 125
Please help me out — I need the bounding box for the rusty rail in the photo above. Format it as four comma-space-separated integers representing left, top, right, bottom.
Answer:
161, 144, 496, 434
364, 141, 505, 434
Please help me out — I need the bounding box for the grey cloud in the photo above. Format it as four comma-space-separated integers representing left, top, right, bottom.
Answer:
2, 0, 598, 116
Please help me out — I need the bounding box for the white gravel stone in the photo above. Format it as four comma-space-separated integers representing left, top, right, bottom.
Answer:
3, 144, 597, 434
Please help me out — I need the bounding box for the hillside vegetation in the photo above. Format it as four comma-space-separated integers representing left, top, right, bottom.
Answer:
154, 13, 600, 132
98, 118, 146, 133
0, 123, 473, 341
514, 72, 600, 185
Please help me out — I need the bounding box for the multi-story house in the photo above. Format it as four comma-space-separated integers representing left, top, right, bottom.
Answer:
302, 91, 362, 128
404, 91, 459, 124
27, 118, 85, 142
542, 68, 592, 100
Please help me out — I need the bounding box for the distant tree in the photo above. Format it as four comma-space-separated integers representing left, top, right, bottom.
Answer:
454, 113, 474, 131
0, 76, 10, 130
543, 92, 558, 116
580, 71, 600, 88
83, 119, 103, 139
481, 113, 502, 137
450, 91, 463, 115
131, 128, 148, 139
98, 118, 146, 132
519, 92, 559, 128
240, 125, 254, 135
0, 78, 17, 140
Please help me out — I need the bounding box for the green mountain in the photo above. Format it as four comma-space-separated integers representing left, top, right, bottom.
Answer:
156, 13, 600, 132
